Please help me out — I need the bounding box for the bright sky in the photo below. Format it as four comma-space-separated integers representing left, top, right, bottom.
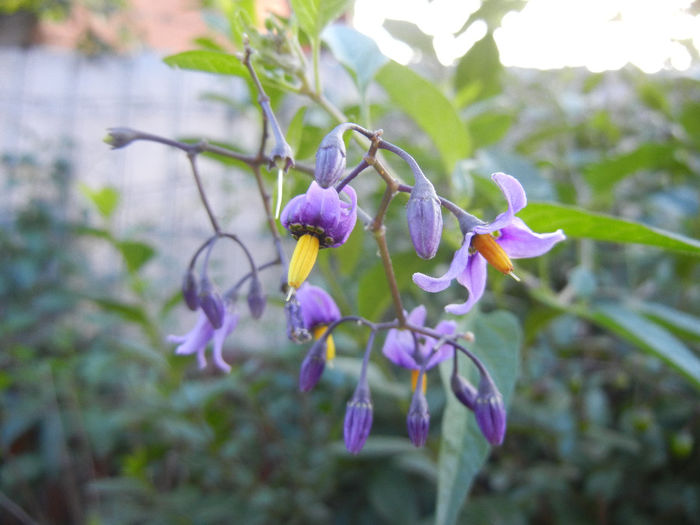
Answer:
353, 0, 700, 72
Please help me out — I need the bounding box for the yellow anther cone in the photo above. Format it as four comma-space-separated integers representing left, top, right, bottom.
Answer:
472, 233, 516, 276
411, 370, 427, 393
313, 326, 335, 364
288, 234, 320, 289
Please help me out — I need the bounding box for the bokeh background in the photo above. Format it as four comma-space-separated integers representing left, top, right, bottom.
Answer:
1, 1, 699, 524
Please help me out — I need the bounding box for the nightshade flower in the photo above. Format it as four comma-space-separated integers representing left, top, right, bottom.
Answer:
413, 172, 565, 315
382, 305, 456, 392
296, 283, 341, 363
281, 181, 357, 290
167, 305, 238, 373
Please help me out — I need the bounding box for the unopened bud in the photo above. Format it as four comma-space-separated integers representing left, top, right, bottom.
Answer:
451, 373, 477, 410
406, 178, 443, 259
104, 127, 139, 149
474, 373, 507, 446
198, 278, 225, 329
344, 381, 373, 455
182, 269, 199, 311
246, 277, 266, 319
299, 339, 326, 392
314, 125, 347, 188
285, 294, 311, 343
406, 387, 430, 447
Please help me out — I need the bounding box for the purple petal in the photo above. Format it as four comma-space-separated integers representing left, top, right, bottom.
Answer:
168, 311, 213, 357
406, 305, 427, 327
210, 309, 239, 373
445, 253, 488, 315
300, 181, 340, 231
382, 326, 419, 369
497, 217, 566, 259
280, 193, 305, 229
475, 173, 527, 234
412, 234, 473, 293
424, 320, 457, 368
327, 185, 358, 247
296, 283, 341, 329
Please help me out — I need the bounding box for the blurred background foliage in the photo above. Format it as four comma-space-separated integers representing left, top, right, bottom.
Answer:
1, 0, 699, 524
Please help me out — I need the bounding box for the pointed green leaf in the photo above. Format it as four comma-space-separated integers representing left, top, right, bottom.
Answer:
164, 50, 248, 78
518, 202, 700, 256
588, 303, 700, 389
436, 310, 521, 525
116, 240, 156, 274
631, 302, 700, 342
291, 0, 351, 42
79, 184, 119, 219
454, 33, 503, 105
321, 25, 388, 95
376, 61, 471, 175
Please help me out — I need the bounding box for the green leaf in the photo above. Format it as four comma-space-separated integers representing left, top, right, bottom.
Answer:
436, 310, 521, 525
291, 0, 351, 42
582, 143, 686, 195
164, 50, 248, 78
454, 33, 502, 106
631, 302, 700, 342
376, 61, 471, 175
116, 240, 156, 273
90, 297, 150, 327
285, 106, 307, 155
79, 184, 119, 219
518, 202, 700, 256
321, 25, 388, 95
587, 303, 700, 389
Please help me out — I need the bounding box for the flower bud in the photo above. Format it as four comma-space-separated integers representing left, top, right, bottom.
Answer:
104, 127, 139, 149
406, 178, 443, 259
182, 269, 199, 311
406, 387, 430, 447
299, 339, 326, 392
314, 125, 347, 188
268, 140, 295, 172
451, 373, 477, 411
344, 382, 373, 454
198, 278, 225, 329
246, 276, 266, 320
285, 294, 311, 343
474, 374, 507, 446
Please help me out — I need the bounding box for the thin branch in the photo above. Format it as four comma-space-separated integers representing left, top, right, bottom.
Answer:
187, 152, 220, 233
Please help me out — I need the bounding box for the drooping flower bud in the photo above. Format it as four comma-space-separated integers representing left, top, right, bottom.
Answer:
284, 294, 311, 343
406, 386, 430, 447
246, 276, 266, 319
104, 127, 139, 149
451, 373, 477, 411
314, 124, 348, 188
299, 338, 326, 392
474, 373, 507, 446
182, 269, 199, 311
406, 178, 443, 259
198, 278, 225, 329
344, 380, 373, 454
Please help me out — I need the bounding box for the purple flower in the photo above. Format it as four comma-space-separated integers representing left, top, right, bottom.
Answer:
296, 283, 341, 365
281, 181, 358, 290
167, 306, 238, 373
382, 306, 456, 373
281, 181, 357, 249
413, 172, 565, 315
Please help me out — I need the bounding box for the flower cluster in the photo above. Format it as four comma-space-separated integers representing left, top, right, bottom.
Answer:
158, 122, 565, 455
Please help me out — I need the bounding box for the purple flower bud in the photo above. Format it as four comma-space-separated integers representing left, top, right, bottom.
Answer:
285, 295, 311, 343
299, 339, 326, 392
198, 278, 225, 329
451, 373, 477, 411
474, 374, 507, 446
406, 178, 443, 259
182, 269, 199, 311
104, 127, 139, 149
406, 388, 430, 447
344, 382, 373, 454
314, 125, 347, 188
246, 277, 266, 320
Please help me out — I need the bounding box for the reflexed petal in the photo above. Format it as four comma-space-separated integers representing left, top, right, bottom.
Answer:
445, 253, 488, 315
497, 217, 566, 259
300, 181, 340, 230
475, 173, 527, 234
210, 309, 239, 373
296, 283, 341, 329
406, 305, 427, 327
382, 327, 420, 369
327, 185, 358, 247
167, 311, 213, 357
280, 193, 304, 229
412, 234, 472, 292
424, 320, 457, 368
